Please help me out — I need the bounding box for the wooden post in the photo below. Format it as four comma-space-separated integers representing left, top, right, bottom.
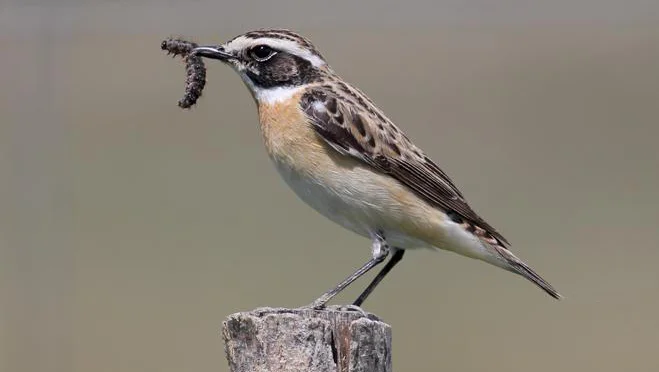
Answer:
222, 307, 392, 372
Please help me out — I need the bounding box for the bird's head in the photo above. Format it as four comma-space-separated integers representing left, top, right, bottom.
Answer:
192, 29, 331, 104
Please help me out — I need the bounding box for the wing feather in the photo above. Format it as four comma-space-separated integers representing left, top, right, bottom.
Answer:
300, 85, 509, 245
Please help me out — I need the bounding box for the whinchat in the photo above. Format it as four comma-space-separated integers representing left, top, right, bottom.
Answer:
191, 29, 561, 307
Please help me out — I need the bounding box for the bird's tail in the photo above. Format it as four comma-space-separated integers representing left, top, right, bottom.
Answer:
493, 245, 563, 300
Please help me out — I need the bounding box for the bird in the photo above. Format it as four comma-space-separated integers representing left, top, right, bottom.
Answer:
191, 29, 561, 308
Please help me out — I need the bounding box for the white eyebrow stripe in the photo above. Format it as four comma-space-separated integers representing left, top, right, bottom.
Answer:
224, 37, 326, 68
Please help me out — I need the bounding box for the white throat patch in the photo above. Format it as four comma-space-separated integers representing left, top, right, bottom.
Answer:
236, 68, 304, 105
253, 86, 304, 105
237, 71, 303, 105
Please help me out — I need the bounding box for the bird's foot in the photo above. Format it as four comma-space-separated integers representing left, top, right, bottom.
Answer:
302, 293, 332, 310
298, 296, 368, 315
324, 304, 371, 317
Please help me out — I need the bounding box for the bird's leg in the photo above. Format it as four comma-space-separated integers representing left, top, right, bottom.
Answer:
352, 248, 405, 306
308, 232, 390, 309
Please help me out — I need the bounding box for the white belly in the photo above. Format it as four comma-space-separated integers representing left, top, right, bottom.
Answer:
271, 156, 437, 250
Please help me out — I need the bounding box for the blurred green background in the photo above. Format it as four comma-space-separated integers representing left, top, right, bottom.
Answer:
2, 1, 658, 371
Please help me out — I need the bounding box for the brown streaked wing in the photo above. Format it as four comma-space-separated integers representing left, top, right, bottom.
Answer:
300, 85, 509, 246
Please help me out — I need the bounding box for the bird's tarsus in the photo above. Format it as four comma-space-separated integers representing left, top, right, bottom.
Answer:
306, 231, 390, 309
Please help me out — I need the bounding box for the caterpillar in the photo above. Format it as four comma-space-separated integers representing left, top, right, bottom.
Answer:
161, 38, 206, 109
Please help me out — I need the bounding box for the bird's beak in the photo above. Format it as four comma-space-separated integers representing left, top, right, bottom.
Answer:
191, 46, 234, 61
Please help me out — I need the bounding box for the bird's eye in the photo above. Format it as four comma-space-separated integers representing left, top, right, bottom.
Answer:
250, 45, 276, 61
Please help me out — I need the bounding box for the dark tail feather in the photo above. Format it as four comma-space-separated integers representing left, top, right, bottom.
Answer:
510, 259, 563, 299
495, 246, 563, 300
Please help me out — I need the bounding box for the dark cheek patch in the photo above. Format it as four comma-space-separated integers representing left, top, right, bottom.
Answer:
269, 55, 299, 82
248, 53, 321, 88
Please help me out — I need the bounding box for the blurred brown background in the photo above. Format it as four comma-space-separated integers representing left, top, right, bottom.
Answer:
2, 1, 658, 371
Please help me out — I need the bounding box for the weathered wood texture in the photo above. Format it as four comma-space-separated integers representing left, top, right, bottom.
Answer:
222, 307, 392, 372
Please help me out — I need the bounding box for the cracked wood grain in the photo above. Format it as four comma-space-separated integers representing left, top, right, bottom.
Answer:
222, 307, 392, 372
